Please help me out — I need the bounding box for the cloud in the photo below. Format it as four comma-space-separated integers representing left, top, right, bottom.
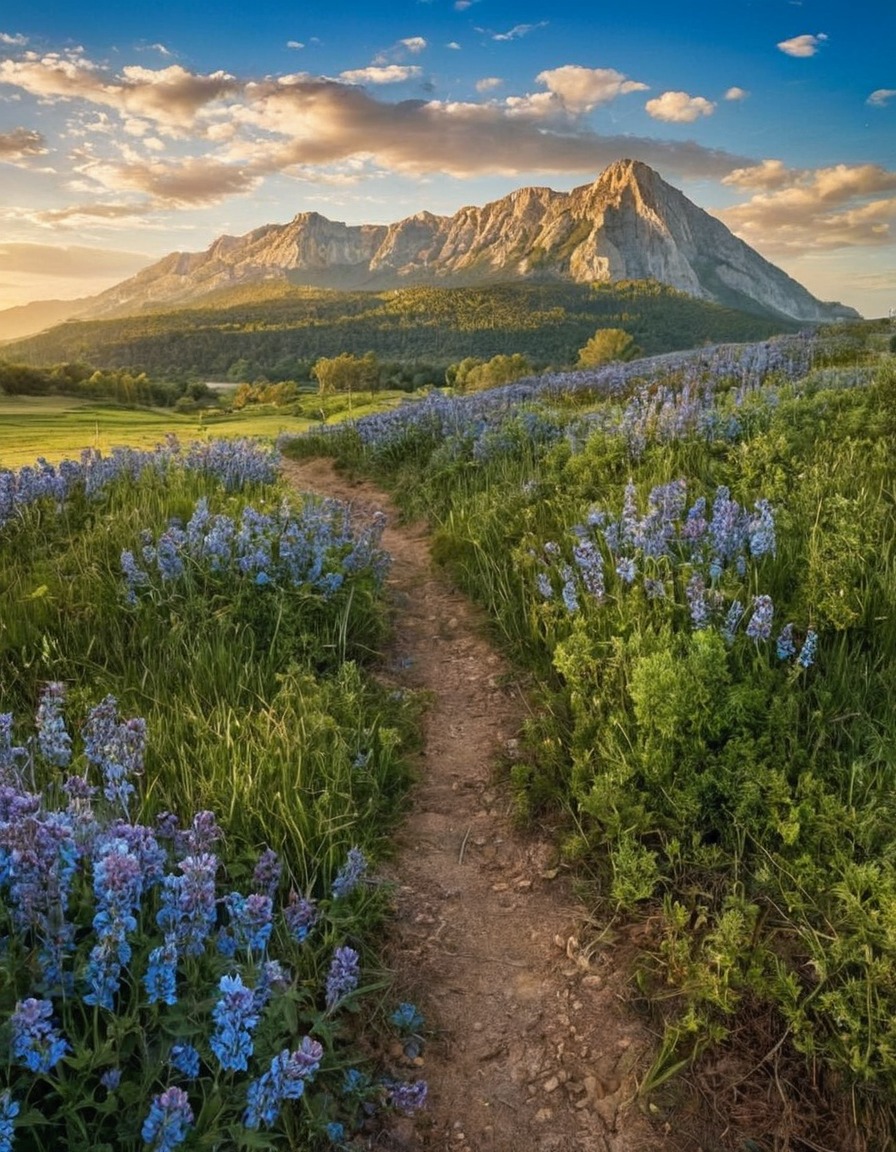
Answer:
0, 241, 151, 275
446, 42, 461, 50
79, 154, 261, 206
777, 32, 827, 57
0, 32, 27, 46
149, 44, 172, 57
399, 37, 427, 53
287, 41, 305, 50
504, 65, 648, 119
724, 86, 749, 101
867, 88, 896, 107
492, 23, 548, 41
0, 53, 237, 130
340, 65, 422, 85
645, 91, 715, 123
0, 126, 45, 159
718, 161, 896, 252
475, 77, 502, 93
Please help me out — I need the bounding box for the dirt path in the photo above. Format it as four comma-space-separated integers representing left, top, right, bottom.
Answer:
282, 458, 661, 1152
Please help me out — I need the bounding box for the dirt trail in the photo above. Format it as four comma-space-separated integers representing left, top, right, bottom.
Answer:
282, 458, 661, 1152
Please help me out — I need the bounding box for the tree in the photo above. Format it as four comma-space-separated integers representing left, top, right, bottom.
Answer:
312, 352, 380, 409
448, 353, 532, 392
576, 328, 639, 368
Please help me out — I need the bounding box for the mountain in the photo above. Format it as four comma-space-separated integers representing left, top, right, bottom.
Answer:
0, 297, 93, 343
15, 161, 859, 329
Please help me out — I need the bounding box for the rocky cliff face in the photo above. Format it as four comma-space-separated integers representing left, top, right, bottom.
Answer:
85, 160, 857, 323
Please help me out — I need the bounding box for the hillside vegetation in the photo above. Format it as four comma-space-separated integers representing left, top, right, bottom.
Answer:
4, 281, 799, 381
283, 321, 896, 1148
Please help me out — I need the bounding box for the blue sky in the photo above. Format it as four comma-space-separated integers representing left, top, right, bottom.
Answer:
0, 0, 893, 316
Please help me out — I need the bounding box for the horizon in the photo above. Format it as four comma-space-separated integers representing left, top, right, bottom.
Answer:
0, 0, 893, 319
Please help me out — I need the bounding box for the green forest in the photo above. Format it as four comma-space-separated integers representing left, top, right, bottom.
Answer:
3, 280, 799, 382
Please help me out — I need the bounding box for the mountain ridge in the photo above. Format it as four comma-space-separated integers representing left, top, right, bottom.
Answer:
0, 160, 858, 341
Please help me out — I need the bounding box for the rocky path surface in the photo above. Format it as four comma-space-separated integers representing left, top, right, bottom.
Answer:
282, 458, 661, 1152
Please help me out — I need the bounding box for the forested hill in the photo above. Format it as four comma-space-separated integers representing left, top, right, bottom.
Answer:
4, 280, 800, 379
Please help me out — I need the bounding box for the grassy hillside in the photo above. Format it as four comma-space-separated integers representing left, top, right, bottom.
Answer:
4, 280, 800, 379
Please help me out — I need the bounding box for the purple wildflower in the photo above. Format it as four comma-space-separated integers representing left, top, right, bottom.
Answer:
798, 629, 818, 668
332, 847, 367, 899
284, 890, 319, 942
325, 945, 360, 1010
746, 595, 774, 642
776, 623, 797, 660
686, 573, 709, 630
243, 1039, 324, 1129
383, 1078, 428, 1115
36, 682, 72, 768
252, 848, 281, 897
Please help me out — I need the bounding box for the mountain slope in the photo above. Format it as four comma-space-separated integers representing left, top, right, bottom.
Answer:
78, 160, 855, 325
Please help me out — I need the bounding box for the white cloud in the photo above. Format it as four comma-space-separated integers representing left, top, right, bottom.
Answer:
493, 23, 547, 42
446, 42, 461, 50
150, 44, 172, 57
0, 32, 27, 46
724, 86, 749, 101
0, 126, 45, 160
399, 37, 427, 53
718, 161, 896, 253
286, 41, 305, 50
505, 65, 648, 120
867, 89, 896, 107
339, 65, 422, 85
645, 91, 715, 123
777, 32, 827, 57
475, 77, 502, 93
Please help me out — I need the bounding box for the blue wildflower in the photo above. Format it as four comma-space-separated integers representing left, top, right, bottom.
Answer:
145, 941, 178, 1006
776, 623, 797, 660
686, 574, 709, 630
721, 600, 744, 645
535, 571, 553, 599
615, 557, 636, 584
326, 1121, 346, 1143
243, 1039, 324, 1130
798, 629, 818, 668
141, 1087, 193, 1152
10, 998, 69, 1073
210, 973, 259, 1072
218, 892, 273, 957
284, 890, 319, 942
390, 1002, 425, 1034
332, 847, 368, 899
0, 1090, 18, 1152
325, 945, 360, 1010
252, 848, 281, 897
169, 1043, 200, 1080
746, 595, 774, 642
100, 1069, 121, 1092
35, 682, 72, 768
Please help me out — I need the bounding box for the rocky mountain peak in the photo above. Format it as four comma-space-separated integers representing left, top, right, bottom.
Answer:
77, 161, 857, 323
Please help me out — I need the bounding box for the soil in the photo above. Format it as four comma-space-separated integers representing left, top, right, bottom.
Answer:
282, 457, 664, 1152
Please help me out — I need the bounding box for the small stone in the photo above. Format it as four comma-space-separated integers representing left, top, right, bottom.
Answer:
473, 1021, 484, 1032
572, 1000, 583, 1011
491, 882, 509, 892
534, 1108, 553, 1123
540, 868, 559, 880
516, 879, 533, 891
581, 975, 603, 989
543, 1076, 560, 1093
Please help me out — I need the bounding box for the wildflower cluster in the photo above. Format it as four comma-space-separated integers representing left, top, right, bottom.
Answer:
122, 494, 388, 606
0, 697, 426, 1151
534, 479, 816, 663
0, 436, 280, 533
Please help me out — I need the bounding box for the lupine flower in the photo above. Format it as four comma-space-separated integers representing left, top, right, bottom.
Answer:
0, 713, 26, 781
746, 595, 774, 642
243, 1039, 324, 1129
35, 682, 72, 768
81, 697, 144, 814
253, 960, 291, 1011
722, 600, 744, 646
383, 1078, 428, 1115
10, 998, 69, 1073
157, 853, 218, 957
145, 941, 179, 1006
218, 892, 273, 957
210, 973, 259, 1072
615, 557, 636, 585
326, 1122, 346, 1143
141, 1087, 193, 1152
686, 574, 709, 630
0, 1090, 18, 1152
326, 945, 360, 1010
252, 848, 281, 897
100, 1069, 121, 1092
332, 847, 368, 899
169, 1043, 201, 1080
559, 564, 578, 613
572, 537, 604, 601
776, 623, 797, 660
390, 1002, 425, 1034
284, 890, 319, 942
535, 571, 553, 599
798, 629, 818, 668
748, 499, 776, 558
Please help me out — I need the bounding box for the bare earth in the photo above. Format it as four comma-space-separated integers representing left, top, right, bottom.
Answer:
282, 458, 663, 1152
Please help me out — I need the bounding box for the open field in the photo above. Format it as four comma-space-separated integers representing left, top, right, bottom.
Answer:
0, 392, 409, 468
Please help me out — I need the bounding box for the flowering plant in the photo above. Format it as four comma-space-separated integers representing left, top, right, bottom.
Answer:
0, 688, 425, 1151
